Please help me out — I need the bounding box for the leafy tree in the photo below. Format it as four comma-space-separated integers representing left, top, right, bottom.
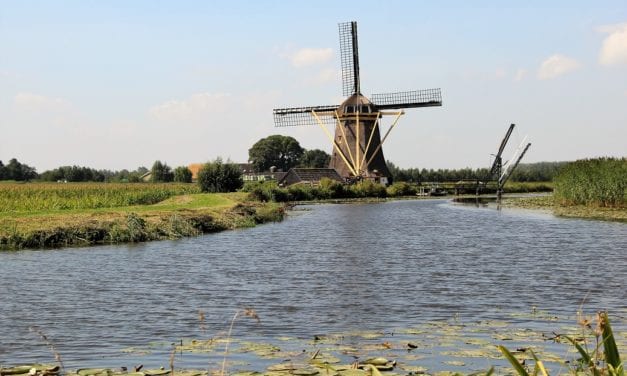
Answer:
0, 160, 5, 180
150, 160, 173, 182
174, 166, 193, 183
197, 158, 243, 193
248, 135, 304, 172
3, 158, 37, 181
300, 149, 331, 168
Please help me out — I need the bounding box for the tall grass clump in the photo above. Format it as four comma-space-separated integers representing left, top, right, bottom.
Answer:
553, 157, 626, 208
0, 183, 200, 212
499, 311, 623, 376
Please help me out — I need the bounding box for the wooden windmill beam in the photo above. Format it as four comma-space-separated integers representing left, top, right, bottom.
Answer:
312, 110, 358, 176
365, 111, 404, 169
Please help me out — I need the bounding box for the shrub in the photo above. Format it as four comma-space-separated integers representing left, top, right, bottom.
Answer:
387, 181, 417, 197
173, 166, 193, 183
348, 180, 387, 198
198, 158, 243, 193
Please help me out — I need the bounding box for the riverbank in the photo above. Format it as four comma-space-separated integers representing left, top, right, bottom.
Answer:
0, 192, 285, 250
502, 194, 627, 222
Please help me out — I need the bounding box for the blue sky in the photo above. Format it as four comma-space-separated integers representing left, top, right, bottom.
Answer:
1, 0, 626, 171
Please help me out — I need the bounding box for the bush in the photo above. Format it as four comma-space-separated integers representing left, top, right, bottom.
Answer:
174, 166, 193, 183
244, 181, 289, 202
387, 181, 417, 197
198, 159, 244, 193
348, 180, 388, 198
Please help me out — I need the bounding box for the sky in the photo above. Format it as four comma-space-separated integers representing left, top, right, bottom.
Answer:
1, 0, 626, 172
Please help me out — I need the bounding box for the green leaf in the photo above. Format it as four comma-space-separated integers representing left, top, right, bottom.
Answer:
498, 345, 529, 376
565, 335, 600, 376
600, 312, 623, 374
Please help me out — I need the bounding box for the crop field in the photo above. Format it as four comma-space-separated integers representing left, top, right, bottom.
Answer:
0, 182, 201, 213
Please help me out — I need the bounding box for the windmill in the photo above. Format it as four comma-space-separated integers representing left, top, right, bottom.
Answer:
273, 21, 442, 184
489, 124, 532, 200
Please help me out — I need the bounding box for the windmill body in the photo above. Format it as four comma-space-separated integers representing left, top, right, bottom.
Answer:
273, 21, 442, 184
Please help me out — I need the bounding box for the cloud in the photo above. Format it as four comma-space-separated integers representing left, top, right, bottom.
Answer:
282, 47, 333, 67
149, 92, 231, 121
14, 92, 73, 113
598, 23, 627, 65
305, 68, 338, 85
537, 54, 581, 79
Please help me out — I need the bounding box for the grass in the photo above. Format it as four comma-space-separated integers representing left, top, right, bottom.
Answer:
0, 183, 284, 250
0, 182, 200, 213
553, 157, 626, 208
500, 311, 624, 376
502, 195, 627, 222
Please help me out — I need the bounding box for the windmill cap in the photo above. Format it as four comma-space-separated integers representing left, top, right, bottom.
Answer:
339, 93, 373, 115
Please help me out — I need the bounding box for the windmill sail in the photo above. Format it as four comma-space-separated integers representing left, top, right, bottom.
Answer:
371, 89, 442, 110
271, 21, 443, 184
273, 105, 338, 127
339, 21, 360, 96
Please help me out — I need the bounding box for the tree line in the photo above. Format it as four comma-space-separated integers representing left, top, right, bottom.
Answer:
0, 134, 570, 184
387, 161, 569, 183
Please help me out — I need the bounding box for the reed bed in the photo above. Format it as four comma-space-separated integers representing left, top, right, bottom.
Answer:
553, 157, 626, 208
0, 183, 200, 213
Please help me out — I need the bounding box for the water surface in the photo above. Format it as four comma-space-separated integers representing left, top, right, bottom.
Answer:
1, 199, 625, 371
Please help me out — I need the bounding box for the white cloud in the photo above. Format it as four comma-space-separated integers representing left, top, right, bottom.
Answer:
149, 92, 231, 121
598, 23, 627, 65
537, 54, 581, 79
283, 47, 333, 67
305, 68, 338, 85
14, 92, 72, 113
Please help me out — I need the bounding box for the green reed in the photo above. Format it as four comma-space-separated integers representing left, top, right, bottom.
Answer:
553, 157, 626, 208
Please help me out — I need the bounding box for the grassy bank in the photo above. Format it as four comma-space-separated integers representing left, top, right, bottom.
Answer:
503, 158, 626, 222
553, 157, 626, 208
0, 183, 285, 250
502, 194, 627, 222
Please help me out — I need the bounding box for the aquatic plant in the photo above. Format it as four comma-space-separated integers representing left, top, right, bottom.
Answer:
499, 311, 623, 376
28, 326, 65, 374
553, 157, 626, 208
219, 308, 260, 376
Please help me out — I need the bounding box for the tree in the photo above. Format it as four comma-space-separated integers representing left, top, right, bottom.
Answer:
0, 160, 5, 180
198, 158, 243, 193
248, 135, 304, 172
174, 166, 193, 183
150, 160, 173, 182
3, 158, 37, 181
300, 149, 331, 168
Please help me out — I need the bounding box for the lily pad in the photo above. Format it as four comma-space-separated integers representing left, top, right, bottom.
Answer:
361, 358, 389, 366
76, 369, 113, 376
144, 370, 171, 376
443, 360, 465, 367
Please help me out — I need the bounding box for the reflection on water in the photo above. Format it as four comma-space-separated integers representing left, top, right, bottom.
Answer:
0, 199, 625, 371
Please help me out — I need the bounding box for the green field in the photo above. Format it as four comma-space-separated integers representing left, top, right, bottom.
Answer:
0, 182, 283, 250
